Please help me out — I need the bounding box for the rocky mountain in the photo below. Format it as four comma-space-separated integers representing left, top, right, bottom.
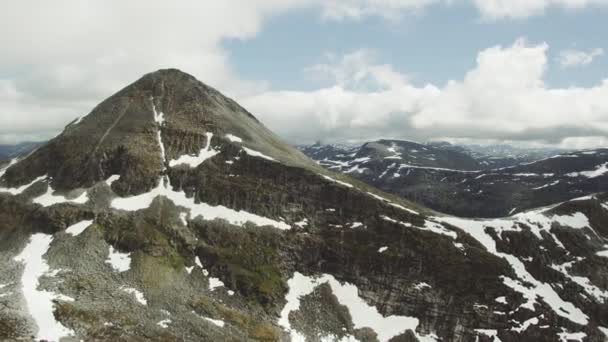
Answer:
300, 140, 608, 218
0, 69, 607, 341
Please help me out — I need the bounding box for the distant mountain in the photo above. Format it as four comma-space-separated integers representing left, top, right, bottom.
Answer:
1, 70, 607, 341
0, 141, 43, 161
299, 140, 608, 217
456, 143, 570, 170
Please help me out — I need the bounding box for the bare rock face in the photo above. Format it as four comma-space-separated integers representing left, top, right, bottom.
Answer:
0, 69, 606, 342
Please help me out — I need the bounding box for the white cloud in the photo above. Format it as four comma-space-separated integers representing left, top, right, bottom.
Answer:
0, 0, 313, 143
558, 48, 604, 68
319, 0, 608, 20
305, 50, 409, 89
319, 0, 440, 20
1, 2, 607, 147
0, 0, 444, 144
473, 0, 608, 19
243, 39, 608, 148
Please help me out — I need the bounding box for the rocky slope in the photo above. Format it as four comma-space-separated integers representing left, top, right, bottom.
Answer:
300, 140, 608, 218
0, 69, 607, 342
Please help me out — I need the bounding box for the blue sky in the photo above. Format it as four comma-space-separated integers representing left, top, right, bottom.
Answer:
1, 1, 607, 148
226, 3, 607, 90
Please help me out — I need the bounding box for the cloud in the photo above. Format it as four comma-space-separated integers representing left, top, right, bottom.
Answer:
319, 0, 608, 20
0, 0, 316, 143
243, 39, 608, 148
473, 0, 608, 19
318, 0, 441, 20
558, 48, 604, 68
1, 2, 607, 147
305, 50, 409, 90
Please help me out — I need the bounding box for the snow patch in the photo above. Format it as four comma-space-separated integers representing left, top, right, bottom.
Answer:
242, 147, 276, 161
0, 175, 46, 195
111, 177, 290, 230
225, 134, 243, 143
121, 287, 147, 305
33, 182, 88, 207
209, 278, 225, 290
294, 218, 309, 228
65, 220, 94, 236
366, 192, 419, 215
106, 246, 131, 273
279, 272, 435, 342
439, 214, 589, 325
169, 132, 219, 168
192, 311, 225, 327
204, 317, 225, 327
157, 319, 171, 328
558, 331, 586, 342
551, 259, 608, 303
532, 180, 559, 190
350, 222, 364, 229
566, 163, 608, 178
105, 175, 120, 186
551, 212, 589, 229
413, 282, 431, 290
495, 296, 507, 304
511, 317, 539, 333
475, 329, 501, 341
14, 234, 75, 341
322, 174, 354, 188
0, 158, 18, 178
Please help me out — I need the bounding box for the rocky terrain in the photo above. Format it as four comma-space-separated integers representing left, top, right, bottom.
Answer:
0, 69, 607, 342
300, 140, 608, 217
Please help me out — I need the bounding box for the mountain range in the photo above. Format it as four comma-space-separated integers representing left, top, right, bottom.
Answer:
299, 140, 608, 218
0, 69, 606, 342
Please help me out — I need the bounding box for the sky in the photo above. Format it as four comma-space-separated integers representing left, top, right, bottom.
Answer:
1, 0, 607, 149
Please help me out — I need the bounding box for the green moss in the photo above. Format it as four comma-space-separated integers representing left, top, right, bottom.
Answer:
137, 253, 182, 288
197, 226, 286, 305
210, 244, 285, 305
191, 296, 280, 341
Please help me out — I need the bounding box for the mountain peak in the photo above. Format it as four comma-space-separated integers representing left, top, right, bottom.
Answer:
0, 69, 314, 194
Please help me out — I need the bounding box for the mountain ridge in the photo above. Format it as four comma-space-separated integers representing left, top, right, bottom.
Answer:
300, 140, 608, 217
